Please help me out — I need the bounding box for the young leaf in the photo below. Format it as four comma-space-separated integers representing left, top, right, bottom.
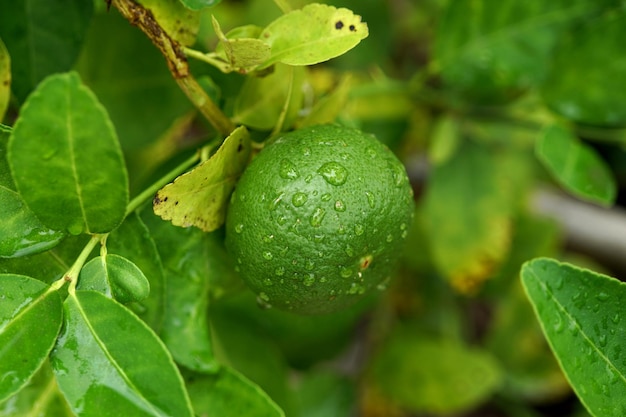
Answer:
8, 72, 129, 235
187, 366, 285, 417
233, 64, 305, 130
369, 329, 502, 415
536, 124, 616, 206
0, 274, 63, 403
51, 290, 194, 417
138, 0, 200, 46
77, 254, 150, 304
212, 18, 271, 73
0, 37, 9, 120
258, 3, 368, 69
178, 0, 221, 11
0, 0, 92, 102
153, 125, 251, 231
1, 127, 65, 258
521, 258, 626, 417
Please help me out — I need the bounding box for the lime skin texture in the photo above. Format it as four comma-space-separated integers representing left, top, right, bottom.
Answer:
225, 124, 415, 315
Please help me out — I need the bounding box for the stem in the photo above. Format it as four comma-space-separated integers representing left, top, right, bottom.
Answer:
125, 150, 201, 216
110, 0, 234, 136
64, 235, 102, 294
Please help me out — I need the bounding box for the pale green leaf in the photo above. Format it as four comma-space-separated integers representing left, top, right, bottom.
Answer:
153, 126, 251, 231
8, 72, 129, 235
536, 124, 616, 206
297, 75, 351, 128
179, 0, 221, 11
258, 3, 368, 69
139, 0, 200, 46
77, 254, 150, 304
521, 258, 626, 417
0, 38, 9, 121
370, 329, 502, 414
51, 291, 193, 417
212, 18, 271, 73
0, 275, 63, 403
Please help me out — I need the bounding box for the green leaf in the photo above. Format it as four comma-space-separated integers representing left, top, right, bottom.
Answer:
1, 128, 65, 258
0, 274, 63, 403
0, 360, 72, 417
233, 64, 305, 130
258, 3, 368, 69
0, 0, 92, 102
212, 18, 271, 73
138, 0, 200, 46
153, 126, 251, 231
107, 213, 166, 332
536, 124, 616, 206
51, 290, 194, 417
178, 0, 221, 11
434, 0, 594, 102
0, 38, 9, 121
187, 366, 285, 417
521, 258, 626, 417
76, 11, 192, 150
8, 72, 129, 235
77, 254, 150, 304
297, 75, 352, 128
422, 141, 514, 292
370, 329, 502, 415
541, 10, 626, 127
295, 370, 356, 417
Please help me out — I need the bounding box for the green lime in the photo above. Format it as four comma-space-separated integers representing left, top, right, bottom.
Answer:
225, 124, 414, 314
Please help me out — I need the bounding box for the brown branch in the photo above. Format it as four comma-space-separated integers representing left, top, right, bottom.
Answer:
110, 0, 235, 136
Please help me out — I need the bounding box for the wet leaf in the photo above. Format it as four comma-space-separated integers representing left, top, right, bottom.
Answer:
0, 38, 9, 120
77, 254, 150, 304
188, 366, 285, 417
258, 3, 368, 69
521, 258, 626, 417
153, 126, 250, 232
0, 0, 92, 102
370, 329, 502, 415
51, 290, 193, 417
0, 275, 63, 403
139, 0, 200, 46
536, 124, 616, 206
8, 72, 129, 235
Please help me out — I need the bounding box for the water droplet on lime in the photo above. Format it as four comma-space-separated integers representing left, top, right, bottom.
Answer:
318, 162, 348, 186
263, 251, 273, 260
235, 223, 244, 233
262, 234, 274, 243
292, 192, 308, 207
310, 207, 326, 227
340, 267, 352, 278
596, 292, 610, 301
275, 266, 285, 276
313, 234, 325, 243
263, 278, 273, 286
305, 259, 315, 270
303, 274, 316, 286
386, 234, 393, 242
257, 293, 272, 309
345, 245, 354, 257
354, 224, 364, 236
321, 193, 332, 202
365, 191, 375, 209
277, 215, 288, 225
269, 192, 285, 211
279, 159, 299, 180
334, 200, 346, 212
303, 147, 311, 157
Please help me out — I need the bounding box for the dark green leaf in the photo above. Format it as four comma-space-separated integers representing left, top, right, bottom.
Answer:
0, 0, 92, 102
77, 254, 150, 304
370, 329, 502, 414
536, 124, 616, 206
295, 370, 356, 417
51, 290, 193, 417
521, 258, 626, 417
0, 274, 63, 403
107, 213, 166, 332
0, 38, 9, 120
178, 0, 221, 11
154, 126, 250, 231
187, 366, 285, 417
541, 10, 626, 127
76, 11, 192, 150
8, 72, 129, 235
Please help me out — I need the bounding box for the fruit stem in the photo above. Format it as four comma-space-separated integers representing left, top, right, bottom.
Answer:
110, 0, 235, 136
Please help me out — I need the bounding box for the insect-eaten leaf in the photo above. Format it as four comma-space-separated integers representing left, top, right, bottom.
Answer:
154, 126, 251, 232
212, 17, 271, 74
258, 3, 368, 69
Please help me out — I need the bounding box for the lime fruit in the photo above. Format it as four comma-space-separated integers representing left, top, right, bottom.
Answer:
225, 124, 414, 314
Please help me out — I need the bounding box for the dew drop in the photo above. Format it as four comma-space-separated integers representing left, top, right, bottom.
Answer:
279, 159, 299, 180
277, 215, 288, 225
303, 274, 316, 286
313, 234, 325, 243
319, 277, 327, 283
292, 192, 308, 207
303, 147, 311, 157
234, 223, 244, 233
305, 174, 313, 183
347, 283, 365, 295
269, 192, 285, 211
262, 234, 274, 243
310, 207, 326, 227
334, 200, 346, 212
340, 153, 349, 160
596, 292, 610, 302
263, 278, 273, 286
321, 193, 332, 202
553, 313, 565, 333
598, 334, 608, 347
318, 162, 348, 186
340, 267, 352, 278
279, 246, 289, 256
257, 293, 272, 309
345, 245, 354, 257
611, 314, 620, 324
366, 147, 377, 158
338, 224, 346, 235
305, 259, 315, 271
275, 267, 285, 276
365, 191, 375, 209
263, 251, 273, 260
354, 224, 364, 236
386, 234, 393, 243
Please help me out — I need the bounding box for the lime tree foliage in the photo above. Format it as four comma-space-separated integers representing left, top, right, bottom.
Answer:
1, 0, 625, 416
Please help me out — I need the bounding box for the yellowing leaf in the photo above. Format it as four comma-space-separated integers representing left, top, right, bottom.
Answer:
258, 3, 368, 69
153, 126, 251, 232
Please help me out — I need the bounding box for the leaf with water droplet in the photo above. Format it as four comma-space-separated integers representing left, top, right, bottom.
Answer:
257, 3, 368, 69
154, 126, 251, 232
0, 274, 62, 403
536, 124, 616, 206
522, 258, 626, 417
